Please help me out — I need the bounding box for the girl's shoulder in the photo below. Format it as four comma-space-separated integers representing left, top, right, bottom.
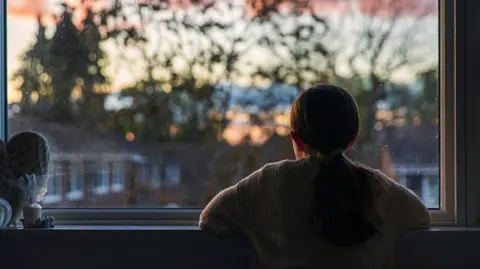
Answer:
236, 158, 316, 190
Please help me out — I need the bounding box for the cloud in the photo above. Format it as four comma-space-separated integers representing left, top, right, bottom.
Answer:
7, 0, 49, 18
358, 0, 438, 17
7, 0, 438, 22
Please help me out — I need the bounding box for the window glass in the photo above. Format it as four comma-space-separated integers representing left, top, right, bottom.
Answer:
6, 0, 439, 209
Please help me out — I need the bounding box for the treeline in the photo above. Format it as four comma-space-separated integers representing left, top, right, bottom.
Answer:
12, 0, 438, 145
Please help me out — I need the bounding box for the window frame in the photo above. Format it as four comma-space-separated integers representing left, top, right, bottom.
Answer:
425, 0, 466, 226
0, 0, 5, 140
0, 0, 469, 227
464, 0, 480, 227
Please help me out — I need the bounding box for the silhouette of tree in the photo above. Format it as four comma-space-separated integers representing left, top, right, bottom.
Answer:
46, 4, 90, 122
253, 0, 436, 146
329, 0, 437, 144
12, 16, 51, 114
76, 8, 109, 129
12, 3, 109, 127
413, 67, 438, 124
99, 0, 266, 142
252, 8, 330, 91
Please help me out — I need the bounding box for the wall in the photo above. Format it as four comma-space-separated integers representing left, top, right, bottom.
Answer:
1, 227, 480, 269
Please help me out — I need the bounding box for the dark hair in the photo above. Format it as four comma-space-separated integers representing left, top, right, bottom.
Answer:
290, 84, 377, 246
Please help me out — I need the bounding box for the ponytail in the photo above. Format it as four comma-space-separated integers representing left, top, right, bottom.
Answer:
307, 153, 377, 246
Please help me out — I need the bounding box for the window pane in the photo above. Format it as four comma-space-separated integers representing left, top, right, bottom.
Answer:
43, 163, 62, 204
6, 0, 439, 209
66, 161, 84, 202
112, 162, 125, 192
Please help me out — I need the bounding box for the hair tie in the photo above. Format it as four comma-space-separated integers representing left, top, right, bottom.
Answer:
313, 148, 344, 162
328, 149, 344, 158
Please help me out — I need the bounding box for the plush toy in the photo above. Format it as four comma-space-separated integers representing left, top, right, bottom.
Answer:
7, 131, 50, 202
0, 139, 27, 226
0, 131, 53, 228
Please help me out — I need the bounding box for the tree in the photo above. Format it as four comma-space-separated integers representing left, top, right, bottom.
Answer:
76, 8, 109, 129
99, 0, 267, 142
327, 0, 437, 143
254, 9, 330, 91
12, 17, 51, 114
412, 67, 438, 124
252, 0, 437, 145
12, 3, 109, 127
46, 4, 90, 122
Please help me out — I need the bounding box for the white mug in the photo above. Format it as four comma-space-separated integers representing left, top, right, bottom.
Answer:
0, 198, 12, 228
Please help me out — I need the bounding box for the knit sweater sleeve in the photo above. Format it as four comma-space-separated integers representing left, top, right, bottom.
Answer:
199, 184, 241, 235
199, 166, 265, 235
393, 182, 431, 231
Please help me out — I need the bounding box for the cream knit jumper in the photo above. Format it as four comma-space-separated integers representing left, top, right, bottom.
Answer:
199, 157, 431, 269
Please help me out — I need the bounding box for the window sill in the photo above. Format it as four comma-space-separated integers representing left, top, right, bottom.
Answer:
7, 225, 480, 234
1, 226, 479, 269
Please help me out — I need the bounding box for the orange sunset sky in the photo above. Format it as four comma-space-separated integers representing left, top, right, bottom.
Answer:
6, 0, 438, 103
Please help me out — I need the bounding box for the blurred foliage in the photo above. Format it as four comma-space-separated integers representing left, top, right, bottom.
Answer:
12, 0, 438, 144
13, 4, 108, 128
9, 0, 440, 206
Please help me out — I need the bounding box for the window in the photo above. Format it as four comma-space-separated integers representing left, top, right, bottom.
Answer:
42, 163, 63, 205
66, 161, 84, 201
138, 165, 150, 182
165, 164, 181, 186
84, 162, 109, 195
151, 165, 162, 189
111, 162, 125, 192
2, 0, 470, 226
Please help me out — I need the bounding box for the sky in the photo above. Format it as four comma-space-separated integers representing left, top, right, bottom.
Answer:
6, 0, 438, 103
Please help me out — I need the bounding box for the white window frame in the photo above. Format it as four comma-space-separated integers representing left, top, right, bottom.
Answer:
430, 0, 465, 226
0, 0, 472, 227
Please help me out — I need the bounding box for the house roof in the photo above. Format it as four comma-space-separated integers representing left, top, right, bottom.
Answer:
382, 124, 439, 166
7, 113, 162, 160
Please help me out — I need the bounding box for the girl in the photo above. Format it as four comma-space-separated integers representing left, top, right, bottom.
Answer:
200, 84, 431, 269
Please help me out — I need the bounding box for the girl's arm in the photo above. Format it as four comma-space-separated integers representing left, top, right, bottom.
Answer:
396, 186, 431, 230
199, 184, 242, 235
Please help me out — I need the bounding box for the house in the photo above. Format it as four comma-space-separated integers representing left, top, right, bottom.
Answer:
379, 124, 439, 208
7, 107, 182, 208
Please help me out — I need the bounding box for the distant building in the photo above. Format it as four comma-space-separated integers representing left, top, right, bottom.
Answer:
379, 124, 439, 208
7, 108, 182, 208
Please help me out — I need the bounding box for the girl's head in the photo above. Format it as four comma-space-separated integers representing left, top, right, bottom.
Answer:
290, 84, 377, 246
290, 84, 359, 159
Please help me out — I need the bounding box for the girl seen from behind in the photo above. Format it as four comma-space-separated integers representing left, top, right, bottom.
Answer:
200, 84, 431, 269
